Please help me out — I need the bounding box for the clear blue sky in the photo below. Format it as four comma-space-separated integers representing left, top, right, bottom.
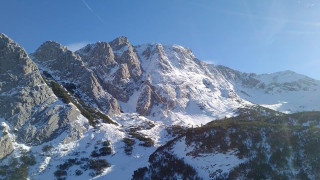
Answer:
1, 0, 320, 79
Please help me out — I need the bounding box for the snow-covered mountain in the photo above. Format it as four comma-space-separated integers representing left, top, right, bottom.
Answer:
75, 38, 320, 126
1, 33, 320, 180
216, 66, 320, 113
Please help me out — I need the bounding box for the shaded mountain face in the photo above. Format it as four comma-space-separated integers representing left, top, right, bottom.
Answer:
0, 34, 88, 159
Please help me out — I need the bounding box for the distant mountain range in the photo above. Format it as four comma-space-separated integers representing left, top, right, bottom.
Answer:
1, 33, 320, 179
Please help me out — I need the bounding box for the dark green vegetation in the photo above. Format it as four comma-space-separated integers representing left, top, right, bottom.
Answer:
76, 98, 116, 125
166, 125, 187, 137
127, 121, 155, 132
54, 157, 111, 179
91, 140, 112, 157
123, 123, 155, 155
129, 132, 154, 147
49, 81, 73, 104
123, 137, 135, 155
0, 152, 36, 180
132, 108, 320, 180
132, 152, 201, 180
42, 145, 54, 152
44, 76, 117, 127
184, 110, 320, 179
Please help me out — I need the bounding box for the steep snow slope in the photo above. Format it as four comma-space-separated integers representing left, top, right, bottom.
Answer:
120, 44, 252, 126
172, 137, 246, 179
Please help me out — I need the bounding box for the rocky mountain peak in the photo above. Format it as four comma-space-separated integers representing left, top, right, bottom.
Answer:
77, 41, 116, 66
33, 41, 80, 64
40, 40, 66, 50
0, 33, 13, 47
0, 33, 38, 85
32, 40, 121, 116
109, 36, 130, 51
75, 36, 143, 102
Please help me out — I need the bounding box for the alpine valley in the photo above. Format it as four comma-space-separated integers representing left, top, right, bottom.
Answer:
1, 33, 320, 180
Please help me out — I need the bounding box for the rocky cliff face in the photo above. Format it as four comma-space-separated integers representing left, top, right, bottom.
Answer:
0, 34, 88, 159
76, 37, 142, 102
31, 41, 120, 115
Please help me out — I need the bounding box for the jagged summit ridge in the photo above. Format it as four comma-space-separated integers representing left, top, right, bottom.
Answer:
109, 36, 130, 51
74, 36, 320, 120
32, 40, 121, 115
76, 37, 142, 102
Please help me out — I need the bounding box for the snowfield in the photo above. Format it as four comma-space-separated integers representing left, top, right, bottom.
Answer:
19, 113, 173, 180
172, 137, 247, 179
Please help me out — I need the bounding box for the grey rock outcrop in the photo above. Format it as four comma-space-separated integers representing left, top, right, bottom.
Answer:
77, 37, 142, 102
0, 34, 89, 159
32, 41, 120, 115
0, 122, 13, 159
0, 135, 13, 159
111, 40, 142, 81
136, 84, 153, 115
136, 76, 171, 116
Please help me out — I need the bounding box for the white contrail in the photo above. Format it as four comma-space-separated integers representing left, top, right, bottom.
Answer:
81, 0, 104, 24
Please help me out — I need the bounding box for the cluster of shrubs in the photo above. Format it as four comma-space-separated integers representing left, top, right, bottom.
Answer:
127, 121, 156, 133
50, 81, 73, 104
46, 78, 116, 127
132, 167, 148, 180
122, 133, 154, 155
123, 137, 135, 155
0, 152, 36, 179
88, 159, 110, 176
166, 125, 187, 137
91, 140, 112, 157
77, 99, 116, 125
184, 110, 320, 179
132, 152, 201, 180
54, 157, 111, 179
129, 132, 154, 147
42, 145, 54, 153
